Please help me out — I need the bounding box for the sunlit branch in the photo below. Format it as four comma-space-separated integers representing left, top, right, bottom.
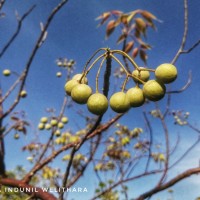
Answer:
22, 114, 122, 186
0, 178, 57, 200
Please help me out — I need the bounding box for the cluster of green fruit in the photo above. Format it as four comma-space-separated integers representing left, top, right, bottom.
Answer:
37, 116, 68, 136
2, 69, 27, 98
65, 63, 177, 115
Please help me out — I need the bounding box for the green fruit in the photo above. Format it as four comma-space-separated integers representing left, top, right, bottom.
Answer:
20, 90, 27, 98
155, 63, 177, 84
14, 133, 20, 139
57, 122, 64, 129
143, 80, 166, 101
45, 123, 51, 130
71, 84, 92, 104
61, 117, 68, 124
3, 69, 11, 76
87, 93, 108, 115
132, 67, 150, 83
110, 92, 130, 113
38, 123, 45, 130
72, 74, 88, 84
126, 87, 145, 107
56, 72, 62, 77
54, 130, 61, 137
40, 117, 48, 123
50, 119, 58, 126
64, 79, 79, 95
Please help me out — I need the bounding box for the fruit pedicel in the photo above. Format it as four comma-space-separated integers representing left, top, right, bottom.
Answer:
64, 48, 178, 115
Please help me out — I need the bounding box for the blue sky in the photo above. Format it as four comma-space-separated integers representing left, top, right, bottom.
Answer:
1, 0, 200, 199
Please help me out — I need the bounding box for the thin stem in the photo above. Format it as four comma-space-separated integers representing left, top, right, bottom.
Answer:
110, 54, 129, 75
2, 0, 68, 119
121, 76, 129, 92
171, 0, 188, 64
111, 49, 140, 70
82, 48, 107, 73
85, 53, 106, 75
0, 5, 36, 58
95, 56, 107, 93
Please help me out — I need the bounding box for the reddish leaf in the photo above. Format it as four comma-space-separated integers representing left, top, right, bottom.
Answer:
132, 48, 139, 58
141, 43, 151, 50
141, 11, 157, 21
120, 14, 128, 25
111, 10, 123, 15
96, 12, 111, 26
117, 34, 126, 44
135, 18, 146, 31
124, 41, 134, 53
10, 116, 19, 121
106, 20, 116, 38
127, 11, 138, 24
140, 50, 148, 64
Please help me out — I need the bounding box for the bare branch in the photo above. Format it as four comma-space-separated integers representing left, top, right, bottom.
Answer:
0, 5, 36, 58
143, 111, 153, 172
171, 0, 188, 64
2, 0, 68, 119
0, 178, 57, 200
167, 70, 192, 94
135, 167, 200, 200
22, 114, 122, 184
90, 170, 163, 200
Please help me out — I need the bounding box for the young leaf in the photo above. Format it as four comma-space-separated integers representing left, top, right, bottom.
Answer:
132, 48, 139, 58
140, 50, 148, 64
96, 12, 111, 26
117, 34, 126, 44
141, 10, 157, 21
135, 18, 146, 32
111, 10, 123, 15
106, 20, 116, 39
127, 11, 138, 24
124, 41, 134, 53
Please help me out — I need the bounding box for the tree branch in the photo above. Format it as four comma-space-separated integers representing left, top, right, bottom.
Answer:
135, 167, 200, 200
2, 0, 69, 119
0, 178, 57, 200
0, 5, 36, 58
22, 114, 122, 184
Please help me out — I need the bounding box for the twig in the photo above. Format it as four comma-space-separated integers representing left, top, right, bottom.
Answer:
0, 5, 36, 58
156, 104, 170, 186
181, 39, 200, 54
0, 178, 57, 200
36, 97, 68, 165
143, 111, 153, 172
171, 0, 188, 64
22, 114, 122, 184
2, 0, 68, 119
135, 167, 200, 200
67, 134, 101, 188
90, 169, 163, 200
166, 70, 192, 94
